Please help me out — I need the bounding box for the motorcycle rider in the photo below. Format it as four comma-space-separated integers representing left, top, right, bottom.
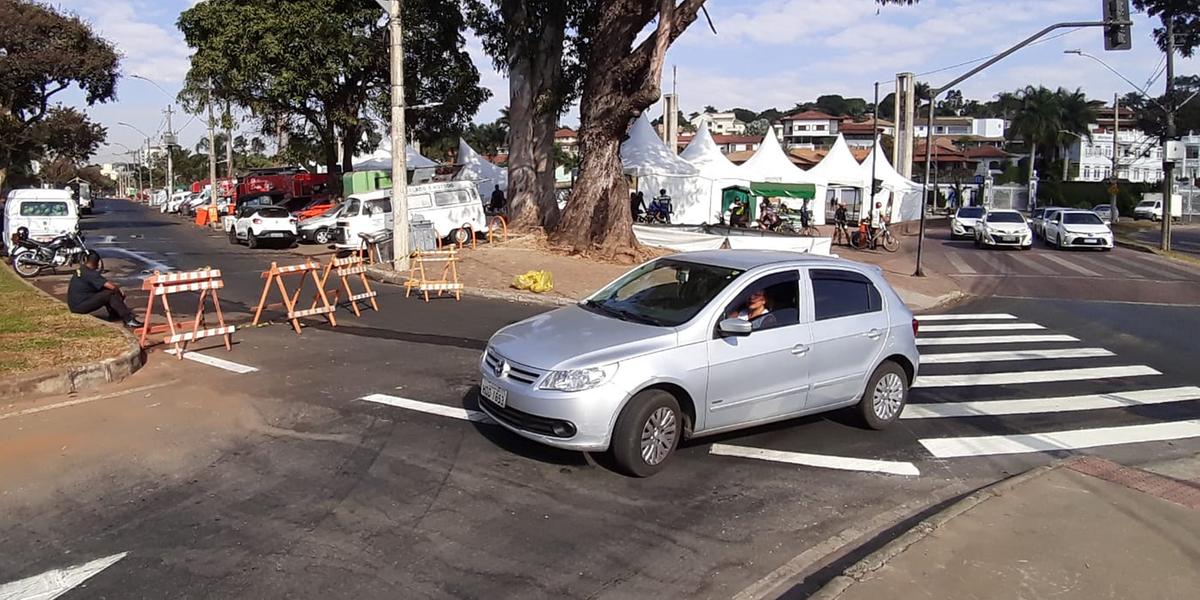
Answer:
647, 189, 671, 222
68, 251, 143, 328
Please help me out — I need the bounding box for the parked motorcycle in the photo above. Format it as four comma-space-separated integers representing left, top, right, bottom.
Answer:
10, 228, 98, 278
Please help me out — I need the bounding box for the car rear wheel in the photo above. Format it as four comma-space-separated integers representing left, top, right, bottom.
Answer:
247, 231, 259, 249
313, 228, 331, 245
450, 227, 471, 245
859, 361, 908, 430
612, 390, 681, 477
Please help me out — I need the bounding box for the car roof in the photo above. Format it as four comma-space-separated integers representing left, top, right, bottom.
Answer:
664, 249, 866, 271
1058, 208, 1099, 214
985, 208, 1021, 214
6, 189, 73, 201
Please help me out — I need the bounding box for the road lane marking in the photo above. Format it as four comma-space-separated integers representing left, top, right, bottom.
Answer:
919, 420, 1200, 458
972, 251, 1007, 273
1012, 252, 1058, 275
1111, 252, 1198, 279
916, 334, 1079, 346
903, 386, 1200, 419
97, 247, 173, 274
1038, 253, 1102, 277
0, 381, 179, 422
913, 365, 1161, 388
0, 552, 126, 600
916, 313, 1016, 321
709, 444, 919, 476
944, 252, 976, 274
360, 393, 494, 424
919, 323, 1044, 333
919, 347, 1113, 364
1081, 255, 1143, 278
163, 350, 257, 374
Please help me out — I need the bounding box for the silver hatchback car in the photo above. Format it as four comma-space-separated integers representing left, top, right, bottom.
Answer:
478, 250, 920, 476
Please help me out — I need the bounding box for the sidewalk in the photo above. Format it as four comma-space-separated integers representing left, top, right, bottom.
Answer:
810, 456, 1200, 600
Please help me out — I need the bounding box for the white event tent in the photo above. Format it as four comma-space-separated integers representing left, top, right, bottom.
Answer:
859, 138, 923, 223
677, 123, 749, 224
736, 128, 828, 224
806, 134, 865, 224
351, 144, 439, 171
454, 138, 507, 199
620, 114, 708, 222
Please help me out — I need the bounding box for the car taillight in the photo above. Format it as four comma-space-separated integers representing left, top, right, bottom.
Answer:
252, 218, 262, 225
911, 318, 920, 337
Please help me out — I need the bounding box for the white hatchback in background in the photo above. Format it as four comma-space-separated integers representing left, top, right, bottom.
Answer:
3, 189, 79, 254
227, 204, 298, 248
1043, 209, 1114, 250
299, 203, 346, 244
973, 209, 1033, 250
950, 206, 985, 240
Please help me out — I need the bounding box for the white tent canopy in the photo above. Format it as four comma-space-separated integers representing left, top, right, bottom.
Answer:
351, 144, 438, 171
454, 138, 507, 198
860, 138, 922, 223
621, 114, 699, 177
809, 135, 866, 188
737, 128, 817, 184
677, 123, 750, 225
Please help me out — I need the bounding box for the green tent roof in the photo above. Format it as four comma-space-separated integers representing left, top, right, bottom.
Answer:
724, 182, 816, 200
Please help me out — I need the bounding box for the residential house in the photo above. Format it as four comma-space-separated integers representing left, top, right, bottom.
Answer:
911, 138, 979, 180
965, 145, 1015, 177
1065, 105, 1163, 184
1178, 133, 1200, 182
913, 116, 1006, 147
676, 133, 761, 154
689, 111, 747, 135
555, 127, 579, 156
839, 117, 895, 148
778, 110, 844, 148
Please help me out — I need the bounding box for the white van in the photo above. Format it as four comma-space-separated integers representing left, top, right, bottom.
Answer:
1134, 193, 1183, 222
3, 189, 80, 254
333, 181, 488, 250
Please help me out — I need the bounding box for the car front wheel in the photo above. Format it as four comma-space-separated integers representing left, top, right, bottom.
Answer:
612, 390, 682, 477
313, 228, 331, 244
228, 228, 239, 245
859, 361, 908, 429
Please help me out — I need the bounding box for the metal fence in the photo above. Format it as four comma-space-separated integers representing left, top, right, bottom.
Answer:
986, 184, 1030, 212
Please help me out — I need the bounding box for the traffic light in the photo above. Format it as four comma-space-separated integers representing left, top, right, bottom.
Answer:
1103, 0, 1132, 51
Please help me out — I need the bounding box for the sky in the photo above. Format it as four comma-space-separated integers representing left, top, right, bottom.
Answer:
51, 0, 1196, 164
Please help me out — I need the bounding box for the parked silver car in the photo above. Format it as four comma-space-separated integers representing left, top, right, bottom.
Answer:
477, 250, 921, 476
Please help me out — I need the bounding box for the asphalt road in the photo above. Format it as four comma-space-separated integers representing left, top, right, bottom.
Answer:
3, 198, 1200, 599
1131, 222, 1200, 257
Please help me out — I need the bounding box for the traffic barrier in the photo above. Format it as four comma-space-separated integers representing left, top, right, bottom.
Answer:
252, 259, 338, 334
137, 269, 234, 357
486, 215, 508, 243
318, 254, 378, 317
404, 249, 463, 302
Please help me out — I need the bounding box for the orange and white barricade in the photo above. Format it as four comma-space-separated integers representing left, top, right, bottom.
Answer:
138, 269, 234, 356
404, 249, 463, 302
252, 259, 337, 334
318, 254, 378, 317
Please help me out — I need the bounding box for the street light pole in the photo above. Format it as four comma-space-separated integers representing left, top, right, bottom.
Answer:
207, 78, 218, 213
1161, 17, 1176, 252
1112, 94, 1120, 222
387, 0, 410, 270
132, 74, 177, 196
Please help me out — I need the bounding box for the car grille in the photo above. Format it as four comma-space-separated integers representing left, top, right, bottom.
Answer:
478, 398, 576, 438
483, 348, 545, 385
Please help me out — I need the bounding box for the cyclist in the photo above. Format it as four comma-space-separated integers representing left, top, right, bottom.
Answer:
647, 189, 672, 222
833, 201, 849, 244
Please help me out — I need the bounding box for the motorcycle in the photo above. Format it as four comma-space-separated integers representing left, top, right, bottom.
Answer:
10, 231, 97, 278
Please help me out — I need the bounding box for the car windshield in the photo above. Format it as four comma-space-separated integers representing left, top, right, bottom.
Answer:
987, 212, 1024, 223
1063, 212, 1104, 225
257, 206, 290, 219
584, 259, 744, 327
1137, 200, 1157, 208
957, 207, 984, 218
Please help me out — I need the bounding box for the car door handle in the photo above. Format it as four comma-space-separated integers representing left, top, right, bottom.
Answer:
791, 344, 810, 356
865, 328, 882, 340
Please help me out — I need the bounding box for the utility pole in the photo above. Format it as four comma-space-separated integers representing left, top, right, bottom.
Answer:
207, 78, 218, 213
1111, 94, 1120, 220
164, 105, 175, 197
1161, 16, 1176, 252
388, 0, 410, 270
225, 102, 234, 182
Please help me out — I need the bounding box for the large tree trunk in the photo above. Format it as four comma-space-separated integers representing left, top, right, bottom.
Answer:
340, 123, 360, 175
530, 5, 567, 229
502, 0, 540, 229
550, 0, 705, 257
0, 167, 7, 196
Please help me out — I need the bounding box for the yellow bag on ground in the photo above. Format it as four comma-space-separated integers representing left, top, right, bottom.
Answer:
513, 270, 554, 293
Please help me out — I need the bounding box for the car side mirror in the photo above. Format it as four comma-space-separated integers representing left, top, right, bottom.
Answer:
718, 317, 753, 337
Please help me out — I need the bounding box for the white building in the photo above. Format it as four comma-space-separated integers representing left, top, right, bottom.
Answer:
913, 117, 1006, 141
688, 111, 746, 135
778, 110, 843, 148
1178, 133, 1200, 182
1066, 128, 1163, 184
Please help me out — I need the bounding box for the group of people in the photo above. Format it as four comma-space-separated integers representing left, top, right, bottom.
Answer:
629, 189, 672, 222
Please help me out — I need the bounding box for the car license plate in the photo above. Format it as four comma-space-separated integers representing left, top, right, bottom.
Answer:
1083, 238, 1099, 244
1001, 236, 1015, 242
267, 232, 287, 238
481, 379, 507, 408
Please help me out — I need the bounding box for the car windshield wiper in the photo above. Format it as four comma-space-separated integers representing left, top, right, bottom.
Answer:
585, 299, 662, 326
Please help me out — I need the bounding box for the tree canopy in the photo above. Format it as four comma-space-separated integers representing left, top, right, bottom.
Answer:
0, 0, 119, 191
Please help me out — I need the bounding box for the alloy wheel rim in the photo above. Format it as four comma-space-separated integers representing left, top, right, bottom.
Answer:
872, 373, 905, 421
640, 407, 678, 466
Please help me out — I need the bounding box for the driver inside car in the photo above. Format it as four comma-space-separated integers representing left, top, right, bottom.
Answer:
726, 288, 776, 331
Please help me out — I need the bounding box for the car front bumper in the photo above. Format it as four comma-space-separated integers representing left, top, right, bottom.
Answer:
980, 231, 1032, 247
951, 222, 975, 237
476, 365, 627, 452
1060, 232, 1113, 248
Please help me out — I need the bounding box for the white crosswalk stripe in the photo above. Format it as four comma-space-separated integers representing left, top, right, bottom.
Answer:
913, 365, 1161, 388
919, 322, 1044, 333
903, 386, 1200, 419
919, 348, 1113, 364
916, 313, 1017, 321
916, 334, 1078, 346
919, 421, 1200, 458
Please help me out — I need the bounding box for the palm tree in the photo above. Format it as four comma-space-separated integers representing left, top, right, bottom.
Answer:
1009, 86, 1062, 197
991, 91, 1022, 121
1054, 87, 1102, 178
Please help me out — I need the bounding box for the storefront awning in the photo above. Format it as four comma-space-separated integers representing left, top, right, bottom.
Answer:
725, 182, 817, 200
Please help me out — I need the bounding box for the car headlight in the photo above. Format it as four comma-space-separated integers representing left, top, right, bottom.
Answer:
539, 364, 618, 392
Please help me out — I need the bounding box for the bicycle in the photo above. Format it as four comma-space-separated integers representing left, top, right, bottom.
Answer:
851, 220, 900, 252
831, 223, 850, 246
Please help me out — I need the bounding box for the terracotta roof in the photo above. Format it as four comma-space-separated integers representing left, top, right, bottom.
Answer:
724, 150, 758, 165
781, 109, 843, 121
840, 120, 893, 134
485, 153, 508, 165
787, 147, 873, 168
965, 145, 1010, 159
554, 128, 577, 139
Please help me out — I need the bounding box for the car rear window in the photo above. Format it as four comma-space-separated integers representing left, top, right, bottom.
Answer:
986, 212, 1024, 223
18, 201, 70, 217
434, 189, 475, 207
257, 206, 290, 218
1063, 212, 1103, 225
811, 269, 882, 321
956, 207, 984, 218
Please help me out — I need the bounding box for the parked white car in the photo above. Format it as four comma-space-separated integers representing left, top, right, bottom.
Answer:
299, 203, 346, 245
1043, 209, 1113, 250
3, 189, 79, 255
1092, 204, 1118, 225
1034, 207, 1065, 239
973, 209, 1033, 249
950, 206, 984, 240
227, 204, 298, 248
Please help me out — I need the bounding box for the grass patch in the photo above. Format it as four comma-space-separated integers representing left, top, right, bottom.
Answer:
0, 266, 129, 377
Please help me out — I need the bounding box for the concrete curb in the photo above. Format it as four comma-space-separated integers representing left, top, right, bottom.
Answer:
365, 265, 576, 307
808, 463, 1060, 600
1114, 235, 1200, 267
0, 266, 145, 400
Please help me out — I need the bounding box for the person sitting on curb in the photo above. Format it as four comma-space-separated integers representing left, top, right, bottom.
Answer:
67, 251, 143, 328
